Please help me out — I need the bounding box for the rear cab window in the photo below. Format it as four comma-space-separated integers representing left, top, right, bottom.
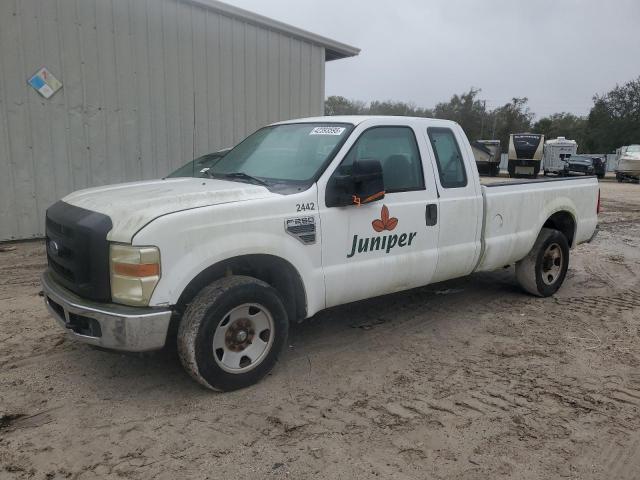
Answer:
428, 127, 467, 188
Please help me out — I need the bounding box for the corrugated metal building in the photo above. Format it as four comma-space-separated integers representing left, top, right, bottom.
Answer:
0, 0, 359, 241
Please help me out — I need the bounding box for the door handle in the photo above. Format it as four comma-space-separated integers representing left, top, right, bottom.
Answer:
425, 204, 438, 226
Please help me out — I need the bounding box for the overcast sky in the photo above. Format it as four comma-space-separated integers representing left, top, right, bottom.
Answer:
223, 0, 640, 119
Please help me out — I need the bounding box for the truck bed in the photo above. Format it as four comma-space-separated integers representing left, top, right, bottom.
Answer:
476, 176, 599, 272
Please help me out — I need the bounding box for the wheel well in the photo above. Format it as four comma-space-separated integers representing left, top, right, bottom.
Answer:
175, 255, 307, 322
543, 211, 576, 247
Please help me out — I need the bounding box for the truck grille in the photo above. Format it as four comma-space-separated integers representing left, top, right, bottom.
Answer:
45, 201, 113, 301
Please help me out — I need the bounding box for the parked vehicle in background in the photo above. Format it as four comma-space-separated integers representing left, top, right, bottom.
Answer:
543, 137, 578, 176
508, 133, 545, 178
616, 145, 640, 183
560, 155, 598, 176
472, 140, 501, 176
543, 138, 604, 178
592, 156, 607, 179
613, 146, 627, 172
41, 116, 599, 391
166, 148, 230, 178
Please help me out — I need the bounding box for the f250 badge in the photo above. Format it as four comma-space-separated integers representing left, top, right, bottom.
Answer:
347, 205, 417, 258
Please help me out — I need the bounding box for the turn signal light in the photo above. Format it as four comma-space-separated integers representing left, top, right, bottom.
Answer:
113, 262, 160, 278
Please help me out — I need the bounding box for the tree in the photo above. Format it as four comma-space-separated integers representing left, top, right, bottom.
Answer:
324, 96, 432, 117
433, 88, 487, 142
325, 92, 531, 152
584, 76, 640, 152
533, 113, 587, 151
324, 96, 366, 116
490, 98, 534, 152
368, 100, 432, 117
324, 77, 640, 154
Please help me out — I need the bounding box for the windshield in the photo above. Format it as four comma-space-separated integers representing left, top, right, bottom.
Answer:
167, 151, 228, 178
627, 145, 640, 153
208, 123, 352, 185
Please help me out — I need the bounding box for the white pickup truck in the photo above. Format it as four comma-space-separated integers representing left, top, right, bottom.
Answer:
42, 116, 599, 391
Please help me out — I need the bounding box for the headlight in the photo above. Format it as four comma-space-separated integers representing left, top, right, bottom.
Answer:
110, 244, 161, 306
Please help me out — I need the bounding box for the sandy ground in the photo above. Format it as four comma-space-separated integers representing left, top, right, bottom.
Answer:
1, 177, 639, 479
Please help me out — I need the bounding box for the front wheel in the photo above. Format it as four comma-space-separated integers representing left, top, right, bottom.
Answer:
177, 276, 289, 391
515, 228, 570, 297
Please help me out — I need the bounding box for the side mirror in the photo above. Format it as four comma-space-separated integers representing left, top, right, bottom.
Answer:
326, 159, 385, 207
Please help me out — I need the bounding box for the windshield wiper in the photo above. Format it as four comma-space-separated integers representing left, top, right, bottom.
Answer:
215, 172, 269, 187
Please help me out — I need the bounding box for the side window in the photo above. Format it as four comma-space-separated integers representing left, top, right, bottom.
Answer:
428, 128, 467, 188
337, 127, 424, 193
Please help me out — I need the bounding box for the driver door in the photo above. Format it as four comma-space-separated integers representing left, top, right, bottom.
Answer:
319, 124, 440, 308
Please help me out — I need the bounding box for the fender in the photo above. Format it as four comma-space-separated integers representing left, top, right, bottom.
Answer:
131, 190, 325, 316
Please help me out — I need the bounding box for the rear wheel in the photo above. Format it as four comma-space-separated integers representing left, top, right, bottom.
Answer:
516, 228, 570, 297
177, 276, 288, 391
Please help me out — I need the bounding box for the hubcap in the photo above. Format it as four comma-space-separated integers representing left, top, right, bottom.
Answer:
212, 303, 274, 373
541, 243, 563, 285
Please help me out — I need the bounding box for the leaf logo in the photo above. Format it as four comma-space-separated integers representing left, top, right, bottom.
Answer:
372, 205, 398, 232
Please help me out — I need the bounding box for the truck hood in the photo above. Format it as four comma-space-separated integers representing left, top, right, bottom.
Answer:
63, 178, 275, 242
568, 157, 593, 166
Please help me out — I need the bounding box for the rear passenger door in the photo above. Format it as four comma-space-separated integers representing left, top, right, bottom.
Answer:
425, 126, 483, 282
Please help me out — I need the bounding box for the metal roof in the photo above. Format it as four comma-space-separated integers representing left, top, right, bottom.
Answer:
187, 0, 360, 61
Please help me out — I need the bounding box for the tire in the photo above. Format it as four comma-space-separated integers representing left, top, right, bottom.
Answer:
515, 228, 570, 297
177, 275, 288, 391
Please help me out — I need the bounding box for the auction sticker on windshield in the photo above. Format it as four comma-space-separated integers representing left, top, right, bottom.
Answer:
310, 126, 346, 136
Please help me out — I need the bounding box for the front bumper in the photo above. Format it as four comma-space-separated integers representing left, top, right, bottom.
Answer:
41, 270, 172, 352
567, 165, 594, 174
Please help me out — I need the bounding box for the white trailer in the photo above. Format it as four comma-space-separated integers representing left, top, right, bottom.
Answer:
543, 137, 578, 175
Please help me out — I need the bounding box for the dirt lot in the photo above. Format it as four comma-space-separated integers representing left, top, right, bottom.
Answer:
1, 177, 639, 479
